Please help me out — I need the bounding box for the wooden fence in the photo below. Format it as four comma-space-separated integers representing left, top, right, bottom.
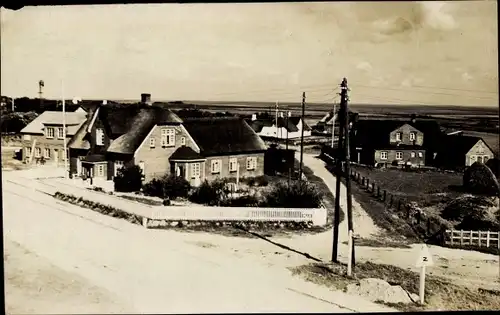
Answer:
445, 230, 500, 249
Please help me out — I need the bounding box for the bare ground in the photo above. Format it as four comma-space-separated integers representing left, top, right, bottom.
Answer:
4, 238, 133, 314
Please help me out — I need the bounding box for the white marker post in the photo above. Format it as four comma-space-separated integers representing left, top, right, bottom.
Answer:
415, 244, 434, 305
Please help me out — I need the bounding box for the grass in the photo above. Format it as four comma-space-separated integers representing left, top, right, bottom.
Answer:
290, 261, 500, 311
350, 165, 463, 207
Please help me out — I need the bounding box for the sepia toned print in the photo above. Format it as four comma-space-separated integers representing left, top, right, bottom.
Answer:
1, 2, 499, 313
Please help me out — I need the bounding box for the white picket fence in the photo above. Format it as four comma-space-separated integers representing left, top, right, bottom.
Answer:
445, 229, 500, 249
47, 178, 327, 226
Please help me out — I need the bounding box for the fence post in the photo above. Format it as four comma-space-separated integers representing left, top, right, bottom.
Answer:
450, 230, 454, 246
371, 183, 375, 194
377, 186, 381, 198
470, 230, 473, 246
486, 231, 490, 248
478, 231, 482, 247
427, 218, 431, 234
389, 194, 393, 208
460, 230, 464, 246
366, 178, 370, 190
397, 199, 401, 211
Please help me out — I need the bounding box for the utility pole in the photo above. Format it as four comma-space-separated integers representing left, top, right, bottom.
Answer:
332, 82, 346, 263
62, 80, 69, 179
298, 92, 306, 180
331, 102, 337, 148
341, 78, 355, 276
12, 97, 15, 112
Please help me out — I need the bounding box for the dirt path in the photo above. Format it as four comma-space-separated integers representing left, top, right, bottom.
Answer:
4, 238, 133, 314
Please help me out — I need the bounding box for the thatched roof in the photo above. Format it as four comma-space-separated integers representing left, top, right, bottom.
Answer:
170, 146, 204, 161
183, 117, 267, 157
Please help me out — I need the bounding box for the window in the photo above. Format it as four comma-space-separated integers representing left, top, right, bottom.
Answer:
483, 156, 489, 163
211, 159, 221, 174
114, 161, 124, 177
181, 137, 186, 146
96, 128, 105, 146
409, 132, 416, 141
46, 127, 55, 138
149, 137, 156, 148
470, 155, 477, 163
23, 134, 31, 141
161, 128, 175, 147
395, 132, 402, 141
246, 157, 257, 170
396, 152, 403, 160
57, 127, 64, 139
229, 158, 238, 172
97, 164, 105, 177
35, 147, 41, 158
26, 147, 31, 157
44, 148, 51, 159
477, 156, 483, 163
191, 163, 201, 178
411, 152, 416, 158
380, 151, 388, 160
418, 152, 423, 158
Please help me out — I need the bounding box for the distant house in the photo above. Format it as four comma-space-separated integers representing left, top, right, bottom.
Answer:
68, 94, 267, 187
20, 110, 87, 165
435, 134, 495, 170
349, 118, 442, 167
247, 112, 312, 140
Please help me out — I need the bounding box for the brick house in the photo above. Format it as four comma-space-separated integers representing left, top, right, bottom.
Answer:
349, 118, 442, 168
67, 97, 267, 187
20, 110, 87, 165
435, 134, 495, 170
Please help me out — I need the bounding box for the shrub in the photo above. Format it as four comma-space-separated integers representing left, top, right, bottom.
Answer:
113, 165, 144, 192
262, 180, 323, 208
189, 179, 230, 206
255, 175, 270, 187
486, 158, 500, 179
162, 175, 191, 199
455, 208, 500, 231
463, 162, 500, 196
220, 195, 260, 207
441, 195, 496, 222
142, 178, 164, 197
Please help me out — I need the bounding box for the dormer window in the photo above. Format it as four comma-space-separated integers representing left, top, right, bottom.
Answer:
409, 132, 416, 141
57, 127, 64, 139
46, 127, 55, 138
96, 128, 105, 146
395, 132, 402, 141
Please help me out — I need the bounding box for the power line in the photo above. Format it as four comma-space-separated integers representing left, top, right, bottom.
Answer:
354, 84, 498, 101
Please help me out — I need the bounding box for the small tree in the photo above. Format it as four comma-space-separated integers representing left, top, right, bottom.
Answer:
114, 165, 143, 192
463, 162, 500, 196
142, 178, 164, 197
162, 175, 191, 199
262, 180, 323, 208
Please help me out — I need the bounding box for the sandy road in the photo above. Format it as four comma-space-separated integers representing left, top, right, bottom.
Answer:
2, 172, 395, 313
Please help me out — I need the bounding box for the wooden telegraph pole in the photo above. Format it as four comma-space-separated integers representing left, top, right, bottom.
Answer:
298, 92, 306, 180
332, 81, 346, 262
342, 78, 356, 276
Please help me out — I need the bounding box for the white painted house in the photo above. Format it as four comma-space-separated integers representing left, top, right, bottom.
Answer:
247, 112, 311, 140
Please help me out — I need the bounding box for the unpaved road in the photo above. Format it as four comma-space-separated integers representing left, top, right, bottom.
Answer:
2, 171, 395, 314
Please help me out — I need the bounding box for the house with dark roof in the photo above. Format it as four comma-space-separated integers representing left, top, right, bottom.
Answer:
247, 112, 311, 141
68, 94, 268, 186
349, 118, 442, 167
20, 110, 87, 165
434, 134, 495, 170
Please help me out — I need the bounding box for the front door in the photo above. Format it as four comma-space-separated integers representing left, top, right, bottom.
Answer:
191, 162, 201, 186
77, 157, 83, 176
54, 149, 59, 167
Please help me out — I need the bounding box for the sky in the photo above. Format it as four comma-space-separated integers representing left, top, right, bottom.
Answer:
1, 2, 498, 107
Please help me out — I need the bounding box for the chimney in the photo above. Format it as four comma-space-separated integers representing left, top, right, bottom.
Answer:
141, 93, 152, 105
251, 114, 257, 121
288, 111, 292, 117
279, 112, 284, 118
410, 113, 417, 124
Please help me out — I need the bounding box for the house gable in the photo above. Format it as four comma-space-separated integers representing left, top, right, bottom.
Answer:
389, 123, 424, 146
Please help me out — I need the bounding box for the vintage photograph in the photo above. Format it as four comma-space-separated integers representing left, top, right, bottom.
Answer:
1, 1, 499, 313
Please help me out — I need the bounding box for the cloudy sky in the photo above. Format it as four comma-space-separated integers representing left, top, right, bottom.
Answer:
1, 2, 498, 106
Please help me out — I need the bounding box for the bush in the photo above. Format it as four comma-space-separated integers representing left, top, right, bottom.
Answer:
440, 196, 496, 222
486, 158, 500, 179
142, 178, 164, 197
262, 180, 323, 208
142, 175, 191, 199
463, 162, 500, 196
162, 175, 191, 199
188, 179, 230, 206
455, 208, 500, 231
220, 195, 260, 207
242, 175, 270, 187
113, 165, 143, 192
